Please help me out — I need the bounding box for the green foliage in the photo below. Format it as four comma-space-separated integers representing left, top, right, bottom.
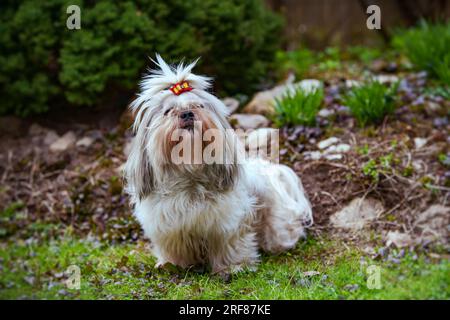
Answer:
273, 87, 323, 127
347, 46, 382, 64
275, 47, 315, 78
438, 154, 450, 168
424, 85, 450, 100
360, 151, 407, 182
362, 159, 379, 181
343, 80, 398, 126
393, 21, 450, 85
317, 47, 341, 71
0, 0, 283, 116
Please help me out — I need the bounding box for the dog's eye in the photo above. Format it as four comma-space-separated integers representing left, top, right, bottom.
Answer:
164, 108, 172, 116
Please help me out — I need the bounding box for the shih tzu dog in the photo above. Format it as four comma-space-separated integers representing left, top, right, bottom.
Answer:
124, 55, 312, 274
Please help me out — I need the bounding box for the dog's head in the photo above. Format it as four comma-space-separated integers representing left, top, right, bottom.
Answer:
125, 55, 240, 201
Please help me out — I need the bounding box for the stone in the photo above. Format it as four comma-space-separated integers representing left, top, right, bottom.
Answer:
414, 137, 427, 149
414, 205, 450, 244
385, 231, 414, 248
330, 198, 384, 231
324, 143, 351, 154
302, 271, 320, 277
324, 154, 343, 161
229, 114, 270, 130
317, 137, 339, 150
427, 101, 441, 112
345, 80, 360, 88
43, 130, 59, 145
303, 151, 322, 161
335, 143, 351, 153
373, 74, 399, 84
242, 79, 322, 115
76, 136, 94, 148
28, 123, 47, 136
222, 97, 239, 114
49, 131, 76, 152
318, 108, 335, 118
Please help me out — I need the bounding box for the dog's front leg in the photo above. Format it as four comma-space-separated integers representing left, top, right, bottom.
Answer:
209, 229, 259, 275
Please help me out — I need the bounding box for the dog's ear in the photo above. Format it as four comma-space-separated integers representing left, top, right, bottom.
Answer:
124, 132, 155, 201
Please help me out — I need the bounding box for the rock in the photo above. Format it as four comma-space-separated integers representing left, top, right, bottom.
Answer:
324, 143, 351, 154
317, 137, 339, 150
318, 108, 335, 118
76, 136, 94, 148
43, 130, 59, 145
49, 131, 76, 152
345, 80, 360, 88
28, 123, 47, 136
385, 231, 414, 248
330, 198, 384, 231
302, 271, 320, 277
222, 97, 239, 114
324, 154, 343, 161
334, 143, 351, 153
414, 137, 427, 149
373, 74, 399, 84
303, 151, 322, 161
229, 114, 270, 130
412, 160, 424, 172
427, 101, 441, 112
414, 205, 450, 245
242, 79, 322, 115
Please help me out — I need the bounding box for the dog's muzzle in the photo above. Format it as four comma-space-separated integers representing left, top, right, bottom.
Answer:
179, 110, 195, 129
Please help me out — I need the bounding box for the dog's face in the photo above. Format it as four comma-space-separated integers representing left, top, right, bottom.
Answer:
125, 67, 239, 201
156, 94, 219, 163
145, 92, 231, 167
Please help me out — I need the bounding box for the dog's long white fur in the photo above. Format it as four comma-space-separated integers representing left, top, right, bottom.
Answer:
125, 55, 313, 273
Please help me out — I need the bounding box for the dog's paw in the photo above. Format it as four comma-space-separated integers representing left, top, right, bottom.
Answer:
213, 264, 257, 282
215, 271, 233, 283
155, 261, 179, 273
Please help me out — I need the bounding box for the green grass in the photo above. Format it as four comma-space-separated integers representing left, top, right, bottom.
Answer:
275, 48, 315, 79
346, 46, 382, 64
1, 236, 448, 300
273, 87, 323, 127
317, 47, 342, 72
424, 85, 450, 100
343, 80, 398, 126
393, 21, 450, 85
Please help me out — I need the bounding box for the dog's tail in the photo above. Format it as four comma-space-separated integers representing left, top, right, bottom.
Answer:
130, 54, 211, 112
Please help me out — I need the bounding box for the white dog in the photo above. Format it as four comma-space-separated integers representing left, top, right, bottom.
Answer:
124, 55, 312, 274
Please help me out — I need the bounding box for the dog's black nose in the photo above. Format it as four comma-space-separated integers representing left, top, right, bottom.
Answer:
180, 110, 194, 120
